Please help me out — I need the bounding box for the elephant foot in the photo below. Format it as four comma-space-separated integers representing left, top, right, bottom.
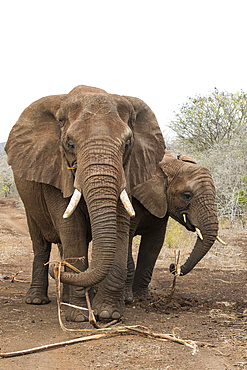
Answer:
62, 283, 70, 303
133, 287, 150, 300
92, 291, 125, 320
65, 306, 89, 322
124, 285, 133, 304
25, 287, 50, 305
65, 286, 95, 322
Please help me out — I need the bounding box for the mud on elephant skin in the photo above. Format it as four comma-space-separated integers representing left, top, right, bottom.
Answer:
5, 85, 165, 321
125, 151, 224, 302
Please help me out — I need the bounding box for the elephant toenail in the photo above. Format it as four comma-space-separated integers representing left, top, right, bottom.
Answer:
112, 311, 121, 319
99, 310, 110, 319
25, 297, 32, 304
33, 298, 41, 304
74, 314, 87, 322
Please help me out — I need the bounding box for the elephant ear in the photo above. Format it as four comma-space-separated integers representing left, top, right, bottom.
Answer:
130, 166, 168, 218
5, 94, 74, 198
123, 96, 166, 190
177, 154, 197, 164
133, 151, 182, 218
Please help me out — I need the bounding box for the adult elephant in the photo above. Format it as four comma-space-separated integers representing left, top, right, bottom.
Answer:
125, 151, 223, 302
5, 85, 165, 321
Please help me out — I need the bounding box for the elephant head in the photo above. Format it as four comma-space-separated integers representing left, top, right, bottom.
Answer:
5, 85, 165, 287
132, 151, 219, 276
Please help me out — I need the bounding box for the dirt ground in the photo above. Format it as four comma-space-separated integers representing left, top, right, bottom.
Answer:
0, 198, 246, 370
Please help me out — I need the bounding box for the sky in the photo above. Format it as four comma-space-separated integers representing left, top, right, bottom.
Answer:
1, 0, 247, 144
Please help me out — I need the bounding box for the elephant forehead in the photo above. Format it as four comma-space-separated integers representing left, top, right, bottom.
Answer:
84, 98, 117, 115
179, 163, 210, 178
169, 165, 211, 191
62, 94, 115, 112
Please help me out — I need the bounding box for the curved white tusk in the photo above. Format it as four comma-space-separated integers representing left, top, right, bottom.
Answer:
183, 214, 187, 223
120, 189, 135, 218
216, 236, 227, 245
63, 189, 82, 219
195, 227, 203, 240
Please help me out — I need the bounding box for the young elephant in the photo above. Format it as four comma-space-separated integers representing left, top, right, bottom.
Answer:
125, 151, 222, 301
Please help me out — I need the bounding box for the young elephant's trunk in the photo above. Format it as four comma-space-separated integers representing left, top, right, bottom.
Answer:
180, 230, 218, 275
171, 193, 218, 276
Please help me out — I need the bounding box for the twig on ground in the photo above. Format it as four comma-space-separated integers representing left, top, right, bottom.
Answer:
11, 271, 28, 283
215, 278, 231, 284
0, 324, 206, 359
60, 302, 88, 311
126, 325, 199, 354
215, 351, 231, 357
0, 330, 120, 359
101, 320, 119, 328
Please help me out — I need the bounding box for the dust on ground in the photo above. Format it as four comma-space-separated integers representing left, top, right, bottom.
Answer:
0, 198, 246, 369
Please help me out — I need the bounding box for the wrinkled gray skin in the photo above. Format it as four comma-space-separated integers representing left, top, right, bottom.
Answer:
125, 151, 219, 302
5, 85, 165, 321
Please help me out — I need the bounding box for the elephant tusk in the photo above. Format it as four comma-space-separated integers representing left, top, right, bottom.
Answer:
195, 227, 203, 240
183, 214, 187, 223
216, 236, 227, 245
120, 189, 135, 218
63, 189, 82, 219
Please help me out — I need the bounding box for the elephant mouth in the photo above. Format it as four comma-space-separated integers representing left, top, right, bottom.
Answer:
182, 213, 195, 232
172, 212, 195, 232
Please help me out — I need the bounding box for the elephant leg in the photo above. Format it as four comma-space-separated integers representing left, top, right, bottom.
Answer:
25, 215, 51, 305
133, 217, 168, 297
92, 202, 130, 320
56, 243, 70, 303
59, 223, 91, 323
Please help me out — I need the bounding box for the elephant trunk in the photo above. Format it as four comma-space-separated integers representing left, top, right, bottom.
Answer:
181, 198, 218, 275
55, 139, 126, 287
170, 190, 219, 276
180, 231, 217, 276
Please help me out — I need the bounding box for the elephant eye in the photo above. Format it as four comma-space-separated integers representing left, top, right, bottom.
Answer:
67, 139, 75, 151
182, 192, 193, 202
124, 138, 131, 152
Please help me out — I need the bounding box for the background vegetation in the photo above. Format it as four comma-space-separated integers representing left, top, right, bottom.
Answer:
0, 143, 17, 197
167, 88, 247, 227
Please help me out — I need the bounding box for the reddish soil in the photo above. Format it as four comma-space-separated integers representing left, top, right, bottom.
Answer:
0, 198, 246, 369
